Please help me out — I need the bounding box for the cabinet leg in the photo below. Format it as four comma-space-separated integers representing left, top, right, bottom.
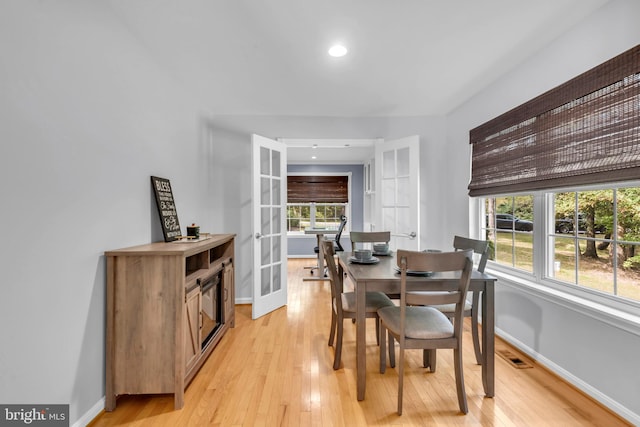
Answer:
174, 390, 184, 410
105, 394, 116, 412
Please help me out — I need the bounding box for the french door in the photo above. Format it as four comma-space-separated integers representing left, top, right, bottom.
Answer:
375, 135, 420, 251
252, 134, 288, 319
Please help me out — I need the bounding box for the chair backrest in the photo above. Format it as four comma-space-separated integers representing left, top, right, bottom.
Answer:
321, 240, 343, 312
452, 235, 489, 273
333, 215, 347, 251
350, 231, 391, 251
396, 249, 473, 339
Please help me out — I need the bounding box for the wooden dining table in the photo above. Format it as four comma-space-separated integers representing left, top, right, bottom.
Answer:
337, 250, 498, 401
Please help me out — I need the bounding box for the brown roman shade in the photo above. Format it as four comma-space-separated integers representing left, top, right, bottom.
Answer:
287, 175, 348, 203
469, 44, 640, 197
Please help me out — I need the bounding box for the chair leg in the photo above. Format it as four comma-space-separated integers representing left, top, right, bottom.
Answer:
397, 346, 404, 415
388, 332, 395, 368
471, 291, 483, 365
453, 347, 468, 414
375, 317, 380, 346
379, 324, 387, 373
422, 349, 437, 372
333, 319, 344, 370
328, 310, 336, 347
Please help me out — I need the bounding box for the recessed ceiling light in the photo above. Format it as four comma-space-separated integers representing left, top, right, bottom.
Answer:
328, 44, 347, 57
312, 155, 317, 160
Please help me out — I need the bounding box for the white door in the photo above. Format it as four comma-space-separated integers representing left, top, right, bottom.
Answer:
252, 134, 288, 319
375, 135, 420, 251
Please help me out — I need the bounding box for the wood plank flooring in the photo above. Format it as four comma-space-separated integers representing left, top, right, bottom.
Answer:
90, 258, 631, 426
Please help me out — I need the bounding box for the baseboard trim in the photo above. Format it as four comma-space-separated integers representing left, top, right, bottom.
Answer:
76, 397, 104, 427
497, 327, 639, 426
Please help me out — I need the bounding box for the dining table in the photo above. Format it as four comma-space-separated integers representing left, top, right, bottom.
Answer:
337, 250, 498, 401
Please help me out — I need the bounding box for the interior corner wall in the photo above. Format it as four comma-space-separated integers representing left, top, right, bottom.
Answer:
445, 0, 640, 422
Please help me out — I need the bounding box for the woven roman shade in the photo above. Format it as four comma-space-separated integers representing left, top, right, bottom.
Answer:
469, 44, 640, 197
287, 175, 348, 203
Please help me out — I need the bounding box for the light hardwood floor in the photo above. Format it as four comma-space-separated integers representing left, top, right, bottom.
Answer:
91, 258, 631, 426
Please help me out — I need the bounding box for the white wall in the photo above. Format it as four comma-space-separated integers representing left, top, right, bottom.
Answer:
0, 2, 229, 425
446, 0, 640, 423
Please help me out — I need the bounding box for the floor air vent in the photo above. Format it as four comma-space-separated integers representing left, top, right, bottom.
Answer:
497, 349, 533, 369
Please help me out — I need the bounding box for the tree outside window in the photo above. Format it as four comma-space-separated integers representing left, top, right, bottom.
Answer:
287, 203, 346, 233
551, 187, 640, 301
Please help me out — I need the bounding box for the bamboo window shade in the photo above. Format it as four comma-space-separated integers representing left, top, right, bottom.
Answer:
287, 175, 348, 203
468, 44, 640, 197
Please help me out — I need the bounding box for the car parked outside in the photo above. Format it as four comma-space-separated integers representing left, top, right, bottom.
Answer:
488, 213, 534, 231
555, 213, 606, 234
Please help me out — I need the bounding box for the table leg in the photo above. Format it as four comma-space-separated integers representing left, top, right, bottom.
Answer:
482, 281, 495, 397
317, 234, 325, 273
303, 233, 328, 281
356, 278, 366, 400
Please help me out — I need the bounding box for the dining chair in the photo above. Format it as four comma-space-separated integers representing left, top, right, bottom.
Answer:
349, 231, 391, 253
400, 235, 489, 366
322, 240, 394, 370
433, 235, 489, 365
309, 215, 347, 276
377, 249, 473, 415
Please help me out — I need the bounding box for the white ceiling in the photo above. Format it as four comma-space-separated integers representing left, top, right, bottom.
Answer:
108, 0, 609, 117
281, 138, 377, 164
107, 0, 609, 161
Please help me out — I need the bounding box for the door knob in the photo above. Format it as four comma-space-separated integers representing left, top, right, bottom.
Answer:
393, 231, 417, 239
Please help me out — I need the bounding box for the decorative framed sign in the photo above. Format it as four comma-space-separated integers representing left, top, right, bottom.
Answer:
151, 176, 182, 242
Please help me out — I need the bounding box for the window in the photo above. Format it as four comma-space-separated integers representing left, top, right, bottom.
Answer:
471, 45, 640, 309
286, 173, 350, 234
479, 184, 640, 304
287, 202, 347, 233
286, 204, 310, 232
549, 186, 640, 302
483, 195, 534, 273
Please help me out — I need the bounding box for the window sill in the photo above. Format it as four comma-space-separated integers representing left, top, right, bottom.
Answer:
486, 265, 640, 337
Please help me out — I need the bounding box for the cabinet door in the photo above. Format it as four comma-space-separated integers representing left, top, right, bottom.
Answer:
184, 286, 201, 373
223, 262, 235, 327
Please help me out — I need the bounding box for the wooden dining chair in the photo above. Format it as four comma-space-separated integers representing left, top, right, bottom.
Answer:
349, 230, 391, 253
377, 249, 473, 415
322, 240, 394, 370
400, 235, 489, 366
433, 235, 489, 365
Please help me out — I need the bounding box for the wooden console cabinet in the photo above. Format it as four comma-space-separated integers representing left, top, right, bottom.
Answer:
105, 234, 235, 411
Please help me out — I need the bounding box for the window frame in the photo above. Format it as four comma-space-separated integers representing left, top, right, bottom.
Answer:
286, 172, 352, 237
286, 201, 350, 235
477, 182, 640, 316
482, 195, 535, 273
